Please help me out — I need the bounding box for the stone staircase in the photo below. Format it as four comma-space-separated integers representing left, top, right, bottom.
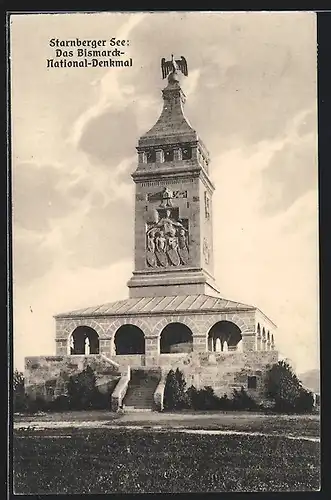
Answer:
122, 368, 161, 411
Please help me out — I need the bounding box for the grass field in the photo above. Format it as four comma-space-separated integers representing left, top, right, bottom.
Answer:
13, 421, 320, 493
14, 410, 320, 436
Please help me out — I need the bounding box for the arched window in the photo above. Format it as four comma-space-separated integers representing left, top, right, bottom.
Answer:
146, 149, 156, 163
181, 147, 192, 160
160, 323, 193, 354
114, 325, 145, 355
70, 326, 99, 355
163, 148, 174, 162
208, 321, 242, 352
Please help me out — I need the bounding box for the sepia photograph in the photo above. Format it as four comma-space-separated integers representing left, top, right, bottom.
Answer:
10, 10, 320, 494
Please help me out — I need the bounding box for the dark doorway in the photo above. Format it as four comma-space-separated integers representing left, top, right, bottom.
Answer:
160, 322, 193, 354
114, 325, 145, 355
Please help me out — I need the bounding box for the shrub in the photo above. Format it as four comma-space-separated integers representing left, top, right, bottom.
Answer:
265, 360, 314, 413
66, 366, 100, 410
13, 370, 28, 412
231, 387, 258, 410
186, 385, 230, 411
163, 369, 190, 410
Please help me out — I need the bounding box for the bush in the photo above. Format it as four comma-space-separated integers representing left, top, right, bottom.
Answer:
66, 366, 101, 410
163, 369, 190, 410
231, 387, 258, 411
266, 360, 314, 413
186, 385, 230, 411
13, 370, 28, 412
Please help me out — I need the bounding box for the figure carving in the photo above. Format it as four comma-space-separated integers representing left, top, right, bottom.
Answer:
203, 238, 210, 265
146, 209, 189, 268
204, 191, 211, 219
84, 337, 90, 356
160, 187, 173, 207
146, 228, 158, 267
178, 228, 189, 264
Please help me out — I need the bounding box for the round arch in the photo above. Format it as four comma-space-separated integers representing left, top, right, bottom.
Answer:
208, 321, 242, 352
114, 324, 145, 355
70, 326, 99, 355
160, 322, 193, 354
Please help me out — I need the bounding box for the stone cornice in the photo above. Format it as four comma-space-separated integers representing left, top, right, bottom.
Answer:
132, 164, 215, 192
55, 306, 257, 320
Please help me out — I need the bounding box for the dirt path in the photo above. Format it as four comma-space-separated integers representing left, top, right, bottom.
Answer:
14, 410, 320, 441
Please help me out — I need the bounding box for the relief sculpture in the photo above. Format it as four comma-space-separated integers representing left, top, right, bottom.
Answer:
146, 209, 189, 267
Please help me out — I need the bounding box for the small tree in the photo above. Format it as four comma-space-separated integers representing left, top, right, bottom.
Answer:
13, 370, 27, 412
66, 366, 98, 410
163, 368, 190, 410
266, 360, 314, 413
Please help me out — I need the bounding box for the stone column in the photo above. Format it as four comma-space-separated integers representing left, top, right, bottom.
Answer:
55, 339, 67, 356
261, 336, 267, 351
144, 336, 159, 366
138, 151, 145, 164
155, 149, 164, 163
242, 333, 256, 352
99, 339, 112, 358
255, 333, 261, 351
191, 145, 199, 161
173, 148, 181, 161
193, 334, 207, 353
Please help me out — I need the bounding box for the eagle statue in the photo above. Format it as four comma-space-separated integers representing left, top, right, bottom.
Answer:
161, 55, 188, 80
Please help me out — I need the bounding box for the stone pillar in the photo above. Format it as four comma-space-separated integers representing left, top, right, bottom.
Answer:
261, 336, 267, 351
193, 334, 207, 353
173, 148, 181, 161
138, 151, 145, 164
255, 333, 261, 351
191, 145, 198, 161
242, 333, 256, 352
145, 336, 159, 357
99, 339, 112, 358
55, 339, 67, 356
155, 149, 164, 163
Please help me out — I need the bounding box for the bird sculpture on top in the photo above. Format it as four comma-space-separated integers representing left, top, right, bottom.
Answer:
161, 54, 188, 82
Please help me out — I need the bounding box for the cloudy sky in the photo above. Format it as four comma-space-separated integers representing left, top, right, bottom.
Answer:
10, 12, 318, 374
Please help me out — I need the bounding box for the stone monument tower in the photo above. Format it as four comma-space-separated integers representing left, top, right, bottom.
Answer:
25, 56, 278, 408
128, 55, 218, 298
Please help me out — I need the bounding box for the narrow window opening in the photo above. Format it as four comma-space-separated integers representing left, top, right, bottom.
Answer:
247, 376, 257, 389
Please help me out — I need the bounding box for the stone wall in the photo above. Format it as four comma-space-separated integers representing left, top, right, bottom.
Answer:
157, 350, 279, 400
24, 354, 121, 401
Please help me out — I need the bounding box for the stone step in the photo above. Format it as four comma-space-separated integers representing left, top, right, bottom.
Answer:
123, 406, 153, 412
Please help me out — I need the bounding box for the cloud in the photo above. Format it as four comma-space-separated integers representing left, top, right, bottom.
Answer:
78, 106, 139, 166
14, 258, 132, 370
65, 196, 134, 270
68, 13, 146, 148
12, 162, 76, 232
